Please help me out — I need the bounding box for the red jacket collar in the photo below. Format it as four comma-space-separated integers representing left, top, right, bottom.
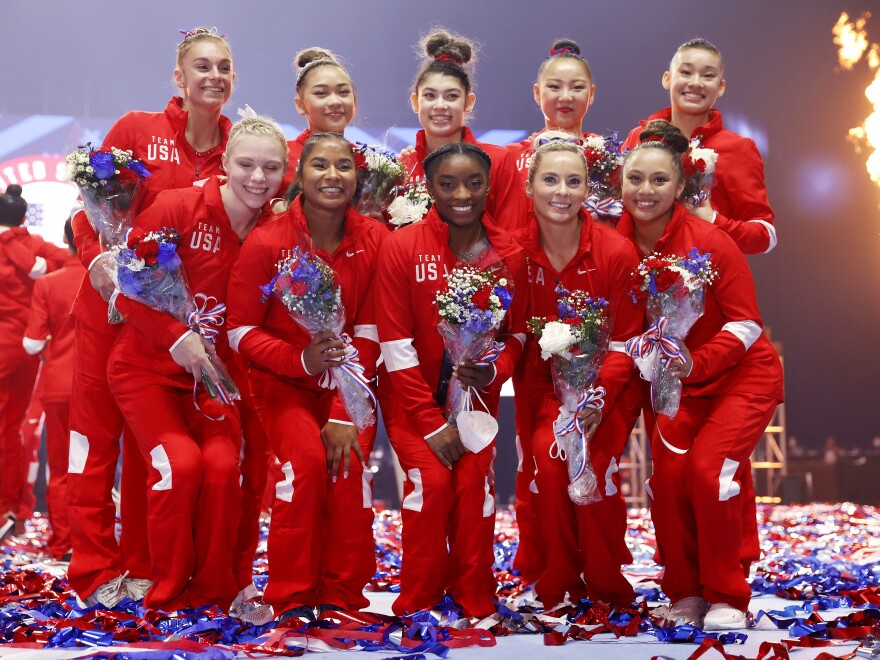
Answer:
425, 206, 521, 260
287, 196, 371, 258
644, 107, 723, 141
617, 202, 689, 257
414, 126, 479, 162
516, 209, 594, 270
295, 129, 313, 148
164, 97, 233, 152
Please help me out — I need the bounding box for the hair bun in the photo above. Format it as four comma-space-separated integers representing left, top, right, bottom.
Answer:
640, 120, 689, 154
5, 184, 22, 197
423, 29, 473, 65
295, 47, 336, 70
549, 38, 581, 57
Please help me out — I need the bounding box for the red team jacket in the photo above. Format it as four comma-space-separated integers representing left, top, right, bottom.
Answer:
108, 177, 251, 388
623, 109, 776, 255
375, 207, 528, 439
0, 227, 67, 364
71, 97, 232, 328
226, 200, 387, 423
399, 128, 520, 231
23, 253, 84, 402
513, 211, 642, 410
617, 203, 783, 401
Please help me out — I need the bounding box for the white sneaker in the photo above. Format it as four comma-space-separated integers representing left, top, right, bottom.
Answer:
0, 512, 16, 542
230, 583, 274, 626
702, 602, 747, 630
125, 577, 153, 602
654, 596, 709, 626
76, 572, 129, 609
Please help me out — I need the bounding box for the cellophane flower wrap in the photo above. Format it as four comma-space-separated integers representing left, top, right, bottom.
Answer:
528, 284, 609, 505
434, 264, 513, 428
682, 138, 718, 206
626, 249, 717, 418
67, 145, 151, 322
352, 143, 407, 216
583, 134, 624, 223
387, 183, 432, 228
260, 246, 376, 431
107, 227, 240, 410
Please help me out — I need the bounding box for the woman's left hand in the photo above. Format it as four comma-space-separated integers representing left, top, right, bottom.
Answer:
576, 407, 602, 439
321, 421, 364, 481
455, 359, 494, 390
687, 198, 715, 222
667, 342, 693, 379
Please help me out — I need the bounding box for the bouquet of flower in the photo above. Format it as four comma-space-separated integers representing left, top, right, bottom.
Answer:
66, 145, 151, 248
626, 249, 717, 419
352, 142, 407, 216
107, 227, 240, 412
528, 284, 609, 505
682, 138, 718, 206
435, 265, 512, 452
583, 134, 624, 223
260, 246, 376, 431
387, 183, 432, 228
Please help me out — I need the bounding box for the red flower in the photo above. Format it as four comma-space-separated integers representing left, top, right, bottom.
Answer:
353, 151, 368, 171
290, 280, 308, 296
692, 157, 706, 173
563, 317, 581, 325
135, 239, 159, 265
127, 227, 146, 248
117, 167, 138, 184
471, 288, 491, 309
654, 270, 681, 292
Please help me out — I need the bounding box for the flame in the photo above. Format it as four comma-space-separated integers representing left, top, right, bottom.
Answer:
834, 12, 880, 185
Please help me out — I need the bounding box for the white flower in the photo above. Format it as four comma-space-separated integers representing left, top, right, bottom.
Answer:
584, 135, 605, 150
387, 196, 429, 227
126, 258, 146, 272
538, 321, 575, 359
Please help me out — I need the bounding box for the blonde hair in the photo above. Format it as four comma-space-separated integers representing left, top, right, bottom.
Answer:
527, 132, 588, 186
225, 115, 288, 165
176, 27, 232, 68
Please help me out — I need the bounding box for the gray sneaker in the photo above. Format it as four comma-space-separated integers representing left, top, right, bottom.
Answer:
125, 577, 153, 602
76, 572, 129, 609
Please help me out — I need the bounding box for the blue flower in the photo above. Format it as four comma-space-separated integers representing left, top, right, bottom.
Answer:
126, 160, 151, 178
90, 152, 116, 180
156, 242, 180, 270
493, 286, 512, 310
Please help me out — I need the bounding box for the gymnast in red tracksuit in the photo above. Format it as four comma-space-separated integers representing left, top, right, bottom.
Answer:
617, 121, 783, 630
622, 37, 775, 587
107, 116, 287, 612
512, 140, 641, 608
377, 142, 526, 617
23, 218, 84, 560
506, 39, 598, 221
227, 133, 386, 621
0, 185, 66, 538
279, 48, 357, 194
399, 29, 518, 231
622, 38, 776, 255
67, 28, 237, 609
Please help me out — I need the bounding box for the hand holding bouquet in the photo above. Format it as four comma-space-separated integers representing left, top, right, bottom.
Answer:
626, 249, 717, 419
682, 139, 718, 206
352, 143, 407, 217
528, 283, 609, 505
260, 247, 376, 431
435, 265, 513, 453
108, 227, 240, 414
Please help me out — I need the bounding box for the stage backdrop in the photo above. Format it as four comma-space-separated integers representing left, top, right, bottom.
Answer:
2, 0, 878, 451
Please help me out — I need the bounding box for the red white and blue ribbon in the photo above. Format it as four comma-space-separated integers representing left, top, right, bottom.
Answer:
625, 316, 685, 367
584, 195, 623, 218
317, 333, 378, 412
548, 386, 606, 474
187, 293, 226, 344
474, 341, 504, 368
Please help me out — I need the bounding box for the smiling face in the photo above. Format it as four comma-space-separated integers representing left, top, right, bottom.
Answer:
425, 152, 489, 229
295, 65, 356, 134
411, 72, 475, 140
621, 148, 684, 228
222, 134, 287, 211
298, 138, 357, 213
663, 47, 726, 121
534, 58, 595, 132
526, 150, 588, 226
174, 40, 234, 110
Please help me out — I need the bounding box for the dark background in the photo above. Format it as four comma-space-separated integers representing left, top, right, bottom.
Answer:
2, 1, 878, 452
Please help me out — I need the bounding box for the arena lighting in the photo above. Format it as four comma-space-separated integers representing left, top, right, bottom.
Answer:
833, 12, 880, 188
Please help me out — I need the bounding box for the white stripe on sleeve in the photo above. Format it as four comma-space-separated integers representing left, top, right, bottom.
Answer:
227, 326, 256, 353
721, 320, 762, 351
749, 219, 777, 253
354, 323, 379, 343
380, 338, 420, 372
29, 256, 47, 279
22, 337, 46, 355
